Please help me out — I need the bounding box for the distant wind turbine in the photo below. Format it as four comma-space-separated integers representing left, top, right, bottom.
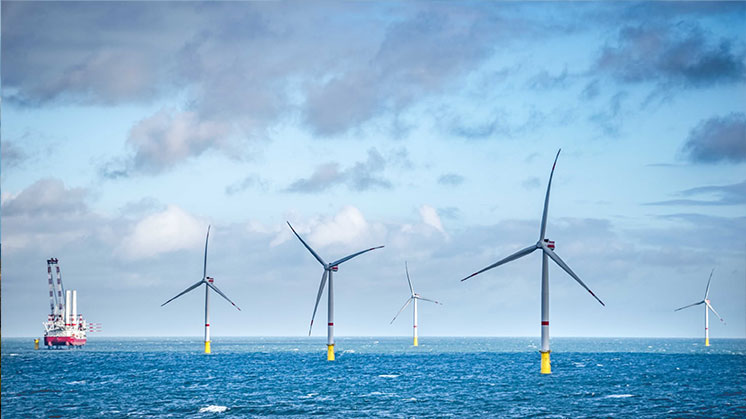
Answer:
162, 225, 241, 353
287, 221, 384, 361
460, 149, 605, 374
675, 268, 725, 346
390, 262, 441, 346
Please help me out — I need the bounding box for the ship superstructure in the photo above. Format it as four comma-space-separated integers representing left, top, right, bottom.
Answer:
43, 258, 88, 347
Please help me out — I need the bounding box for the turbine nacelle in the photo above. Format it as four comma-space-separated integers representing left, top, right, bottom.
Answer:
207, 277, 214, 283
543, 239, 555, 250
328, 265, 339, 272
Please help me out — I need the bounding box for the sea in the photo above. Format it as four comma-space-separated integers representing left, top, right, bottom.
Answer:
2, 337, 745, 418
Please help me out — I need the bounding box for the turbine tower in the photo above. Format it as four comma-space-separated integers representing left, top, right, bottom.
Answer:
390, 262, 441, 346
675, 268, 725, 346
287, 221, 383, 361
460, 149, 604, 374
162, 225, 240, 353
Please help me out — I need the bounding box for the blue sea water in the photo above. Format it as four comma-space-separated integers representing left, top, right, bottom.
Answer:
2, 337, 745, 418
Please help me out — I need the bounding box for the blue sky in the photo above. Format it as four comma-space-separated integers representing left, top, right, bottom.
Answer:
2, 2, 745, 339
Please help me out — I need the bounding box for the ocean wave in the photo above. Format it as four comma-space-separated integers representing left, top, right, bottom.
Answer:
199, 405, 228, 413
378, 374, 400, 378
604, 394, 634, 398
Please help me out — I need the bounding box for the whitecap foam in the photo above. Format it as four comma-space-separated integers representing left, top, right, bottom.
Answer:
65, 380, 86, 385
360, 391, 394, 397
343, 349, 356, 354
605, 394, 634, 399
199, 405, 228, 413
378, 374, 400, 378
299, 393, 318, 399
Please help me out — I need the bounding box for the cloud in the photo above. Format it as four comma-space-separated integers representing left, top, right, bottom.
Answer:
646, 179, 746, 206
596, 23, 746, 88
0, 178, 100, 253
1, 178, 87, 217
580, 79, 601, 100
302, 8, 507, 136
3, 2, 512, 140
307, 206, 373, 249
225, 174, 268, 195
419, 205, 446, 235
286, 148, 393, 193
681, 113, 746, 164
588, 91, 628, 136
521, 177, 541, 190
127, 110, 232, 175
1, 141, 28, 170
2, 2, 181, 106
437, 173, 465, 186
118, 205, 205, 260
279, 206, 388, 253
526, 67, 570, 90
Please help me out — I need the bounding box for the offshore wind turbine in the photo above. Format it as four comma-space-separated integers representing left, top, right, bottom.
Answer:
675, 268, 725, 346
162, 226, 241, 353
460, 149, 604, 374
287, 221, 384, 361
390, 262, 441, 346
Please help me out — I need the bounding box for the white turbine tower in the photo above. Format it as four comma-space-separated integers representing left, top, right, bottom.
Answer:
390, 262, 441, 346
287, 221, 384, 361
675, 268, 725, 346
460, 149, 605, 374
162, 225, 241, 353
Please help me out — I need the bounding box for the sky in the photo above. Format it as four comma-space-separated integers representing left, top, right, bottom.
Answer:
1, 2, 745, 340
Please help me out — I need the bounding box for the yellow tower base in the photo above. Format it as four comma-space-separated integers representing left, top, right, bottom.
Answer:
413, 336, 418, 346
205, 341, 211, 354
34, 338, 39, 350
705, 337, 710, 347
540, 351, 551, 374
327, 344, 335, 361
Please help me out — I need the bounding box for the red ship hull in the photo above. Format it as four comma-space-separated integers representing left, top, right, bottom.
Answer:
44, 336, 86, 346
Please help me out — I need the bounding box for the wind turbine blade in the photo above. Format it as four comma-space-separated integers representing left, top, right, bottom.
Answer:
161, 280, 204, 307
705, 301, 725, 323
206, 281, 241, 311
390, 298, 413, 324
539, 149, 561, 240
543, 244, 605, 306
674, 300, 704, 311
416, 296, 442, 305
203, 225, 211, 280
405, 261, 414, 295
704, 268, 715, 299
287, 221, 326, 266
330, 245, 384, 267
309, 270, 329, 336
460, 244, 538, 281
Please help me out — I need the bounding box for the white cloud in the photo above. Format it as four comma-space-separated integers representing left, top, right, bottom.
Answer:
119, 205, 206, 260
308, 206, 371, 248
275, 205, 388, 252
419, 204, 446, 235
